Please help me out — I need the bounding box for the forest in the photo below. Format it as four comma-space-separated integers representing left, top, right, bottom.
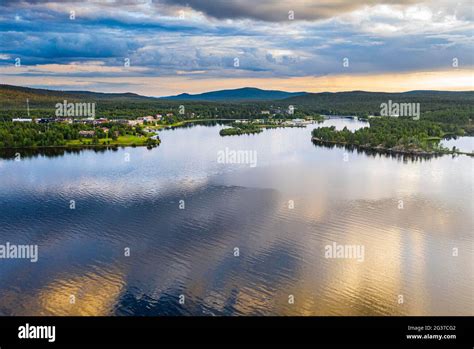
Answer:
283, 91, 473, 126
1, 85, 472, 150
0, 122, 159, 148
219, 123, 264, 136
311, 118, 466, 153
2, 85, 472, 126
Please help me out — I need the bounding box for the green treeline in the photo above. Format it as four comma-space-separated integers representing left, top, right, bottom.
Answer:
311, 118, 465, 152
0, 122, 156, 148
219, 123, 263, 136
283, 91, 473, 125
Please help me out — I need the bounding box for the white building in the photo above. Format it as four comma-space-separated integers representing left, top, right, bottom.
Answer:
138, 116, 155, 123
128, 119, 144, 126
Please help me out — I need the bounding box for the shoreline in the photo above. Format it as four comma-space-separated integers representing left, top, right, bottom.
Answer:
0, 144, 148, 150
2, 119, 471, 156
311, 137, 473, 157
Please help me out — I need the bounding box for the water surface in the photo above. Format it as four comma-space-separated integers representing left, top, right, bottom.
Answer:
440, 136, 474, 153
0, 119, 472, 316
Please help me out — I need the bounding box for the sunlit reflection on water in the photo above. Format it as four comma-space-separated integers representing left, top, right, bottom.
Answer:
0, 122, 472, 315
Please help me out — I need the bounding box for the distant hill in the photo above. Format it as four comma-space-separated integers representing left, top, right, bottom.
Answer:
161, 87, 307, 101
1, 84, 472, 125
278, 90, 474, 125
280, 90, 474, 110
282, 90, 474, 105
0, 84, 153, 105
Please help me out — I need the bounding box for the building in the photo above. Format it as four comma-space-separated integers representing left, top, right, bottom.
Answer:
93, 118, 108, 125
12, 118, 32, 122
55, 118, 73, 124
138, 116, 155, 123
261, 110, 270, 115
78, 130, 95, 138
128, 120, 143, 126
111, 119, 129, 124
36, 118, 53, 124
155, 114, 163, 121
73, 117, 95, 124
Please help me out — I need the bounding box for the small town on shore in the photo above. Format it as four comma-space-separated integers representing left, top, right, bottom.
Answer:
2, 105, 325, 150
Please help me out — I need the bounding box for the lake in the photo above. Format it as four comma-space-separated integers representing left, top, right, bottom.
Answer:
0, 119, 472, 316
441, 136, 474, 153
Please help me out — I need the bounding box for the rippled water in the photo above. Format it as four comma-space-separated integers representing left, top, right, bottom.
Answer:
0, 119, 472, 316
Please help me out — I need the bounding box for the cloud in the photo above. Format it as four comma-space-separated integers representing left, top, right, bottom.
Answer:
0, 0, 472, 93
2, 69, 473, 96
160, 0, 422, 22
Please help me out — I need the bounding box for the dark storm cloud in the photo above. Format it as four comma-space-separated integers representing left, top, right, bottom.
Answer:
159, 0, 421, 22
1, 0, 422, 21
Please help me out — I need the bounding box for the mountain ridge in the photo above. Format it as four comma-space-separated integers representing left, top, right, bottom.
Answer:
2, 84, 473, 103
160, 87, 307, 101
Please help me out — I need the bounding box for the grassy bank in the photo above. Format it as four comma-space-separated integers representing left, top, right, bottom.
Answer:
66, 135, 158, 147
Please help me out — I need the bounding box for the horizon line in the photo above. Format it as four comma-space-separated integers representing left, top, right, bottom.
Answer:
2, 83, 474, 99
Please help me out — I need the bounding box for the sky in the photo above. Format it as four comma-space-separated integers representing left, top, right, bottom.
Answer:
0, 0, 473, 96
